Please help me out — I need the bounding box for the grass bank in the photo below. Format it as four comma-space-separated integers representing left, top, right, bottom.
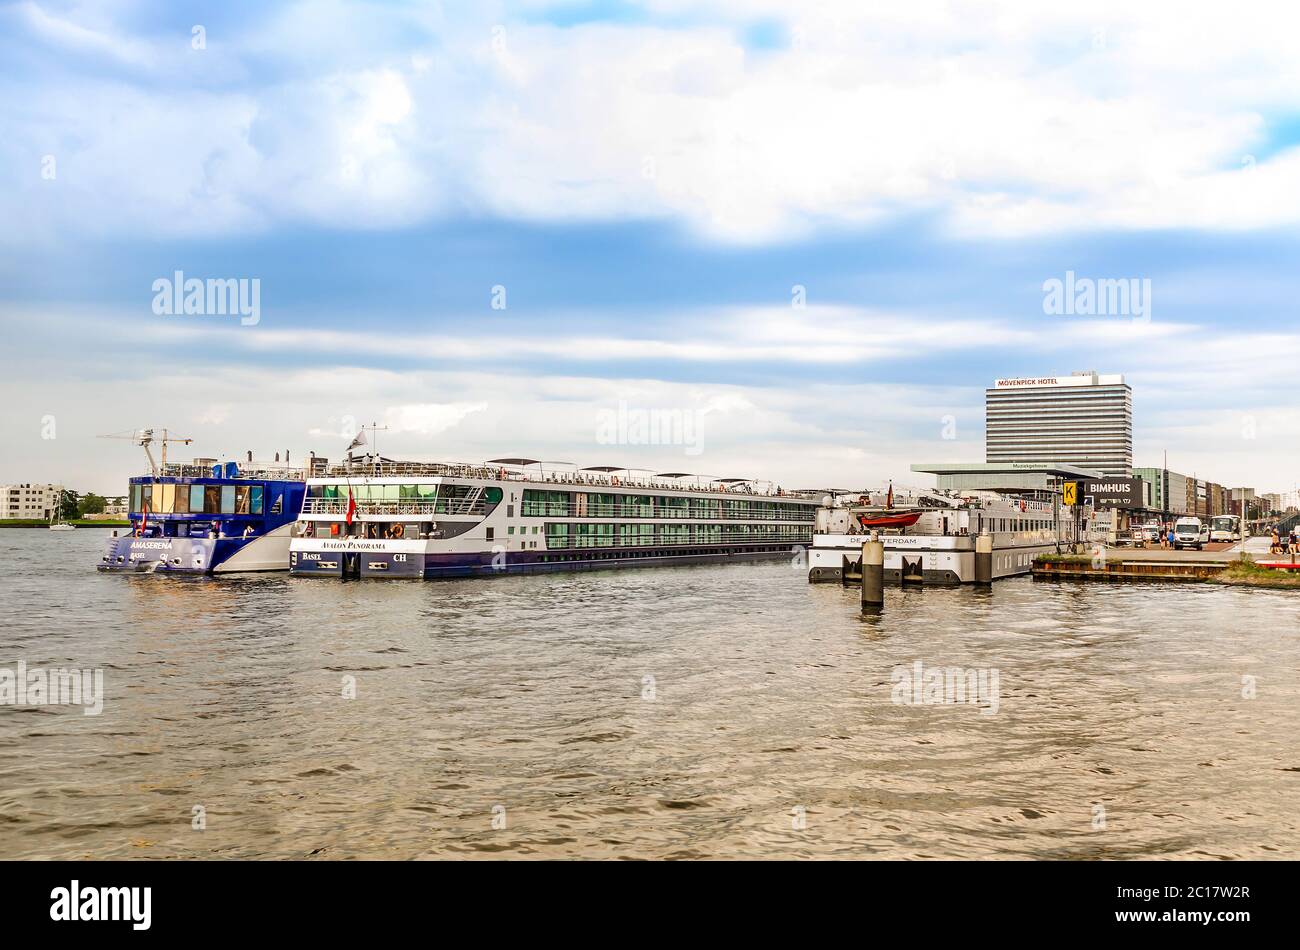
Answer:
1210, 557, 1300, 589
0, 519, 130, 528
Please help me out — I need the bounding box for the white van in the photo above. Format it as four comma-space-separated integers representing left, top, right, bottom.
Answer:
1174, 517, 1210, 550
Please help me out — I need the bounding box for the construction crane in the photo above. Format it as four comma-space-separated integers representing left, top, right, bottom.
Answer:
98, 428, 193, 478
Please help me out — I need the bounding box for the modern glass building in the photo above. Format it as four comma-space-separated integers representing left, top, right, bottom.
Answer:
985, 372, 1132, 477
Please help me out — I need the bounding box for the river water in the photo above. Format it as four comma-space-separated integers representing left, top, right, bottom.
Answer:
1, 528, 1297, 859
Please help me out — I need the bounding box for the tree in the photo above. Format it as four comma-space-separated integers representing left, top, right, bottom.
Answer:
59, 490, 79, 521
78, 493, 107, 516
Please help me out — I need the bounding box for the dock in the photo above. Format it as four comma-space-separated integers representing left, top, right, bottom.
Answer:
1033, 541, 1300, 586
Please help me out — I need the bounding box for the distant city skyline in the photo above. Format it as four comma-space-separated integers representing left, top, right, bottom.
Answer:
3, 3, 1300, 495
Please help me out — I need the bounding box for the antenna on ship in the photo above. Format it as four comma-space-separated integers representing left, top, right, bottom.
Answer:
97, 428, 193, 478
366, 421, 389, 461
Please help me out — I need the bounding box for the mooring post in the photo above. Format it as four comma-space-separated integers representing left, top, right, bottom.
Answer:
861, 535, 884, 610
975, 532, 993, 586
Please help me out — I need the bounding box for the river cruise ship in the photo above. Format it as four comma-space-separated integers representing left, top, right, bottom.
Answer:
807, 489, 1089, 585
99, 438, 308, 574
290, 458, 821, 578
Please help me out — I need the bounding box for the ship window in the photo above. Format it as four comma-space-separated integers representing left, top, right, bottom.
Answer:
221, 486, 236, 514
190, 484, 205, 513
250, 485, 263, 514
235, 485, 251, 514
130, 484, 141, 512
204, 485, 221, 513
155, 483, 174, 514
174, 487, 190, 514
140, 483, 153, 511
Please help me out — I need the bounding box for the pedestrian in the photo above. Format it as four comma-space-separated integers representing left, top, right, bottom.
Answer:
1271, 528, 1281, 555
1167, 525, 1176, 550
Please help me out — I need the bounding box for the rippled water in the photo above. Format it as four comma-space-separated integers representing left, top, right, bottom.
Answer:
2, 528, 1298, 859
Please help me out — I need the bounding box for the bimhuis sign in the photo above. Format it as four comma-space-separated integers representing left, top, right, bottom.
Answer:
1080, 477, 1143, 508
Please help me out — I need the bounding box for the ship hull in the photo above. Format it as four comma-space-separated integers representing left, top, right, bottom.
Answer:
290, 540, 804, 578
98, 525, 293, 574
808, 534, 1060, 585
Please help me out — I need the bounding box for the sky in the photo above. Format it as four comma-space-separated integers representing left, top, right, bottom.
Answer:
3, 0, 1300, 495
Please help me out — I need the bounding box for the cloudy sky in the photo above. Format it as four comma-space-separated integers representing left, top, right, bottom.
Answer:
3, 0, 1300, 494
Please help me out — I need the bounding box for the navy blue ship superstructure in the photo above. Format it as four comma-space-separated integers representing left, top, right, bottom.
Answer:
97, 430, 309, 574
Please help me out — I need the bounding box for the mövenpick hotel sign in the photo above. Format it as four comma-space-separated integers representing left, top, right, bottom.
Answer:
993, 374, 1123, 389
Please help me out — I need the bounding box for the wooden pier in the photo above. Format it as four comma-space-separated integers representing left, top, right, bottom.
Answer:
1034, 547, 1300, 585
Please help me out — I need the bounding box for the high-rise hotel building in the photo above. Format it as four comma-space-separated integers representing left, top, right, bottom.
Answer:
985, 372, 1132, 477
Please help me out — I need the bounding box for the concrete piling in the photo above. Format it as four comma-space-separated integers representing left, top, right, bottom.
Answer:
975, 532, 993, 586
861, 536, 884, 610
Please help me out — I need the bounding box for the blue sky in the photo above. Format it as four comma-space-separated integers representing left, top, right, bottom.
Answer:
3, 1, 1300, 494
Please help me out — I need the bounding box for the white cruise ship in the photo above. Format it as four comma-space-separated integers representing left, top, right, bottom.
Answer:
290, 458, 821, 579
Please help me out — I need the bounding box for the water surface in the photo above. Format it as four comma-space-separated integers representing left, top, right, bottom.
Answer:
1, 529, 1297, 859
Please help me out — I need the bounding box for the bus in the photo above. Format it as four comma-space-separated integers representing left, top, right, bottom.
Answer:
1209, 514, 1242, 543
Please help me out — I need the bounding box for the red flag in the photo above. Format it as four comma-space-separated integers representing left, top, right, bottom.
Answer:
345, 488, 356, 525
139, 501, 149, 537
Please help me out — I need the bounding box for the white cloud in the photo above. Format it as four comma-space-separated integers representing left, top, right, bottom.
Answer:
8, 2, 1300, 241
385, 401, 488, 435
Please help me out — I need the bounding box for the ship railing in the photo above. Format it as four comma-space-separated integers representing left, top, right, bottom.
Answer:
532, 504, 816, 521
321, 460, 815, 498
553, 530, 812, 547
157, 463, 307, 481
299, 499, 485, 517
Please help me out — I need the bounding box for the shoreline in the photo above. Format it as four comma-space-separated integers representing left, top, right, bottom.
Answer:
0, 520, 129, 528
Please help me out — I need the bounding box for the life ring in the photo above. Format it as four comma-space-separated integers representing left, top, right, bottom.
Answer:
392, 523, 404, 539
